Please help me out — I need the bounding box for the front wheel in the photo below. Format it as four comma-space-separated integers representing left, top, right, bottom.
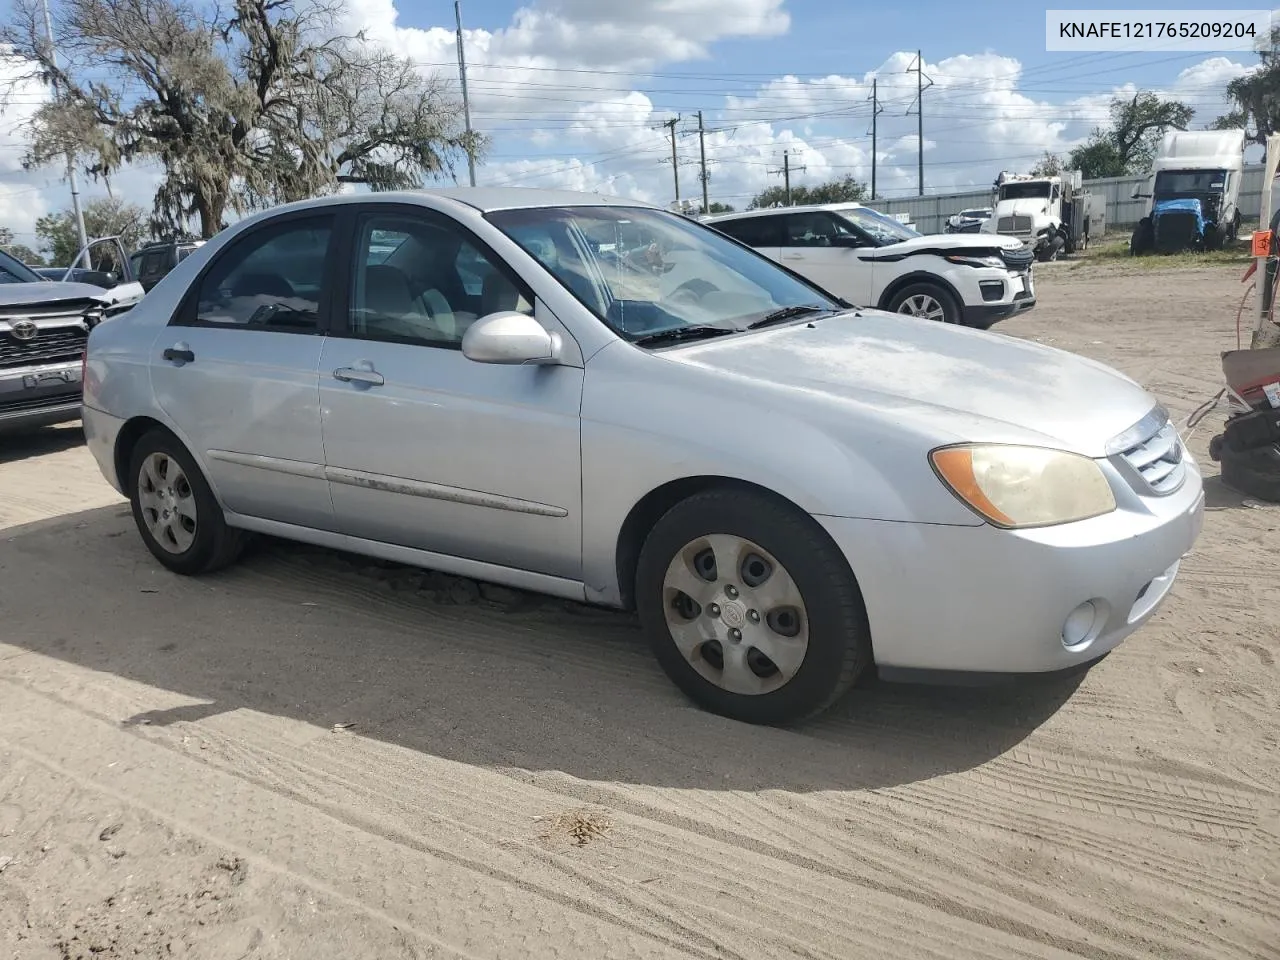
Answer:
887, 282, 960, 325
128, 429, 246, 576
635, 489, 871, 725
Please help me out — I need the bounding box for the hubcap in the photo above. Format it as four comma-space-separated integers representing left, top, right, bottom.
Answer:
138, 452, 197, 554
661, 534, 809, 696
897, 294, 948, 323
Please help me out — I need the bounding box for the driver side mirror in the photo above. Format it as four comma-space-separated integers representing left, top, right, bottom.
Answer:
831, 235, 862, 248
462, 311, 563, 365
1131, 188, 1151, 199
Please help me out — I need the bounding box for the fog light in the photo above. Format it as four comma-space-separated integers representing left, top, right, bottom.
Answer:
1062, 600, 1101, 650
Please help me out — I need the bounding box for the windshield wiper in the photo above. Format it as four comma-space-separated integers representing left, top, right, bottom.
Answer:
745, 305, 833, 330
632, 325, 737, 347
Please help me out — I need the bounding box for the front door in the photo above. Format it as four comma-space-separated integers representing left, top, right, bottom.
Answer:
777, 211, 876, 306
317, 206, 584, 580
149, 212, 337, 531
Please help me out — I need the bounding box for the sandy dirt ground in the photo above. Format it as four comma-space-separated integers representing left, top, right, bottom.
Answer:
0, 260, 1277, 960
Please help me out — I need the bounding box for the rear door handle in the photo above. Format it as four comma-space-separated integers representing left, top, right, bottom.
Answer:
163, 344, 195, 364
333, 366, 384, 386
781, 253, 803, 260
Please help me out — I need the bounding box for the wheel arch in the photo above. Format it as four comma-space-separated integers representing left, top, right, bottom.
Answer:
113, 415, 178, 492
876, 270, 965, 313
613, 474, 863, 613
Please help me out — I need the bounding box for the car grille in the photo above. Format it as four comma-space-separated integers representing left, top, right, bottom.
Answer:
996, 215, 1033, 234
1154, 213, 1201, 252
1110, 414, 1186, 495
0, 326, 88, 370
0, 299, 94, 322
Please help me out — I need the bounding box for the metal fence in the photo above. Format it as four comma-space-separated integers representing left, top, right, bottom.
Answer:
863, 165, 1264, 236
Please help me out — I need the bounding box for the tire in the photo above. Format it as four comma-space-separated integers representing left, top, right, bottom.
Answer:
887, 282, 961, 325
1205, 225, 1224, 252
1129, 219, 1153, 256
635, 488, 872, 725
1037, 234, 1065, 262
127, 428, 245, 575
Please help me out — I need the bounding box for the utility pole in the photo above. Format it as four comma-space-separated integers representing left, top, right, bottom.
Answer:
696, 110, 710, 214
454, 0, 477, 187
661, 115, 682, 205
39, 0, 88, 257
866, 78, 884, 200
905, 50, 933, 196
768, 150, 805, 205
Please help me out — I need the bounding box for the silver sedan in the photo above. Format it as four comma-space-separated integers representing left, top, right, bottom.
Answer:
82, 188, 1205, 724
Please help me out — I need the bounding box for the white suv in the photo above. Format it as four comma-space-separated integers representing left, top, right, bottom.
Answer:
704, 202, 1035, 329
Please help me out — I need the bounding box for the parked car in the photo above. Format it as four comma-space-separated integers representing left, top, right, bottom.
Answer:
703, 203, 1035, 329
945, 207, 992, 233
132, 238, 205, 292
1, 241, 142, 434
82, 188, 1204, 725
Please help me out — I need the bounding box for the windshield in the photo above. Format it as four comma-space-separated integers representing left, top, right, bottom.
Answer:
0, 247, 44, 284
999, 182, 1052, 201
959, 209, 990, 219
834, 207, 921, 244
485, 205, 842, 341
1154, 169, 1228, 196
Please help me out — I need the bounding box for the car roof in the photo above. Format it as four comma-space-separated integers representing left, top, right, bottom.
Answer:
703, 201, 868, 224
249, 187, 660, 219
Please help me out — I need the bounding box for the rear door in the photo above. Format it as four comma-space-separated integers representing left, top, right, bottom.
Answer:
710, 215, 783, 264
149, 212, 338, 531
777, 212, 876, 306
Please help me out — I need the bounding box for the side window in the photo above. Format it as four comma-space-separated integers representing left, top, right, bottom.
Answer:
715, 216, 780, 248
189, 216, 332, 330
348, 213, 533, 349
782, 212, 854, 247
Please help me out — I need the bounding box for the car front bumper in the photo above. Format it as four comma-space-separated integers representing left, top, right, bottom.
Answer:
959, 266, 1036, 327
816, 463, 1205, 675
0, 360, 83, 434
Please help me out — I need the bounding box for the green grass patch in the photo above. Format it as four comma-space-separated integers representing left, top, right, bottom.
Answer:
1076, 238, 1252, 270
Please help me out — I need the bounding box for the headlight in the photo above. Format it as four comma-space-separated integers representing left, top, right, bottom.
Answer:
945, 254, 1004, 269
929, 444, 1117, 528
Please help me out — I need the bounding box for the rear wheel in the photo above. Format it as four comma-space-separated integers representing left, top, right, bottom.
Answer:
635, 489, 871, 725
888, 282, 960, 325
128, 429, 245, 575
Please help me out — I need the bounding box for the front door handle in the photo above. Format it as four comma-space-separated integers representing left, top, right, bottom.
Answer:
333, 366, 384, 386
163, 343, 195, 364
781, 253, 803, 260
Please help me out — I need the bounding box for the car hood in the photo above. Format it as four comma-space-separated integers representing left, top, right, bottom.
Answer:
996, 198, 1054, 220
0, 281, 113, 306
664, 311, 1157, 457
863, 232, 1023, 258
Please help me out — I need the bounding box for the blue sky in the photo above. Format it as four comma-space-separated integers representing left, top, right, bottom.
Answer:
0, 0, 1261, 239
344, 0, 1256, 208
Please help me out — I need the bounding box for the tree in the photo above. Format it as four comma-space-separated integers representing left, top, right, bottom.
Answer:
35, 197, 146, 265
3, 0, 477, 239
1067, 137, 1126, 179
1029, 152, 1064, 177
707, 201, 735, 213
1066, 92, 1194, 179
0, 227, 44, 265
1219, 26, 1280, 143
748, 174, 867, 209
